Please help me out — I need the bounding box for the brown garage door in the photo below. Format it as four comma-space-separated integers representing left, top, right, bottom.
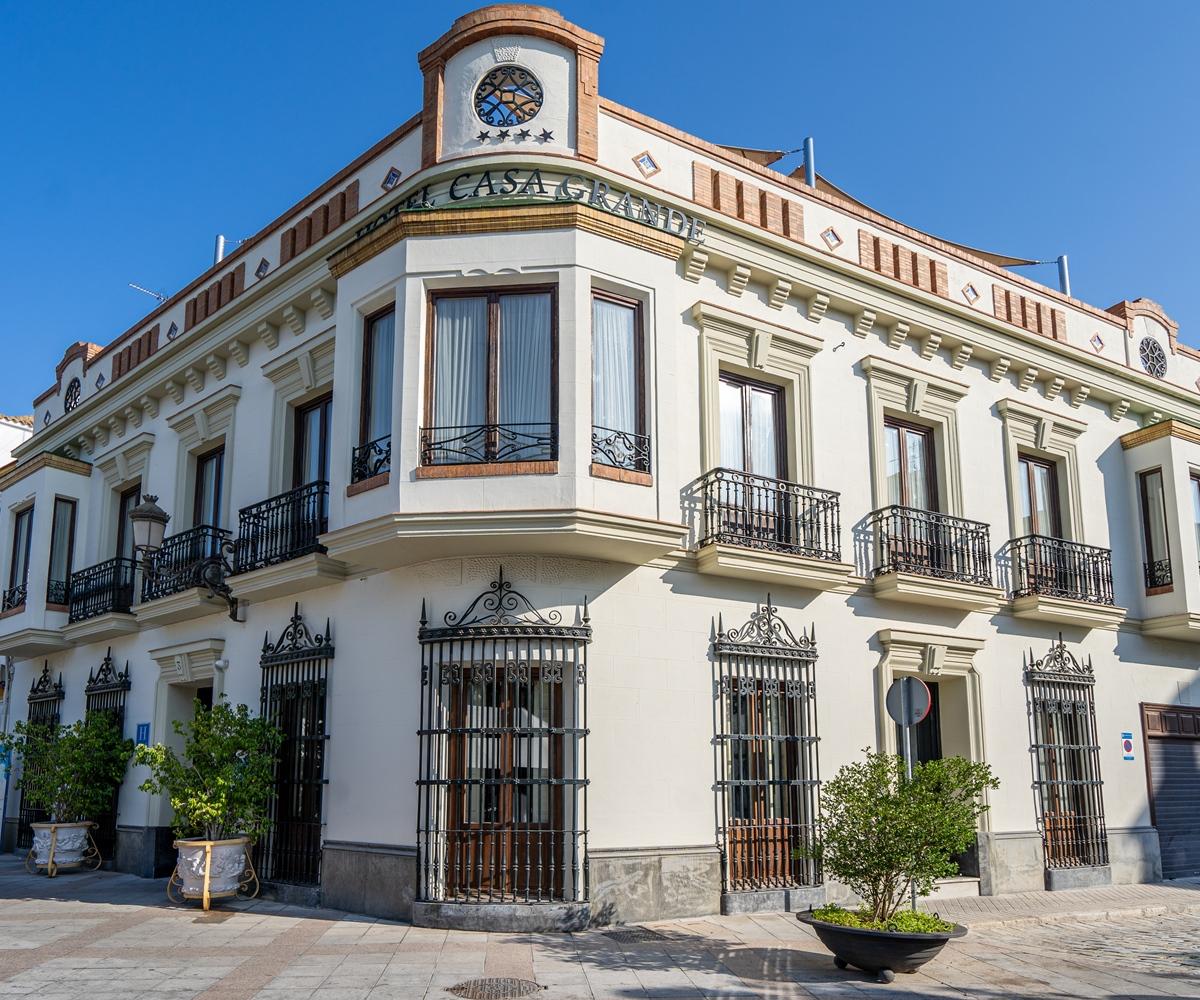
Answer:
1143, 704, 1200, 879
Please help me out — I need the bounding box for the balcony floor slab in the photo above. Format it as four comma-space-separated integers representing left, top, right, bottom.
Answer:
1009, 593, 1126, 630
62, 612, 139, 645
696, 542, 855, 591
872, 571, 1003, 613
1142, 612, 1200, 643
227, 552, 347, 604
134, 588, 231, 629
0, 626, 69, 660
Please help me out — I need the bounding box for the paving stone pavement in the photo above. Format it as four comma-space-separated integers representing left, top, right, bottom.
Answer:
1, 856, 1199, 999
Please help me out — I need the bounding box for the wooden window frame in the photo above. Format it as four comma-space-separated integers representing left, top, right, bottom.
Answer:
192, 444, 225, 528
422, 284, 559, 474
292, 393, 333, 490
883, 416, 939, 511
114, 484, 141, 560
359, 304, 395, 448
590, 288, 647, 453
8, 505, 34, 594
1018, 453, 1063, 538
47, 497, 76, 605
1139, 467, 1171, 593
718, 371, 787, 479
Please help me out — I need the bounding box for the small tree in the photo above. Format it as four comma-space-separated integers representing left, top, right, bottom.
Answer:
135, 698, 284, 842
815, 750, 998, 923
0, 714, 134, 822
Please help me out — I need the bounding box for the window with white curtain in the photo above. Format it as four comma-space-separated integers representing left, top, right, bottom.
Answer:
353, 306, 395, 482
424, 288, 556, 465
591, 293, 648, 473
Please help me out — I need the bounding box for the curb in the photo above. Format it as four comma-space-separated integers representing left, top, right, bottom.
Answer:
931, 900, 1200, 930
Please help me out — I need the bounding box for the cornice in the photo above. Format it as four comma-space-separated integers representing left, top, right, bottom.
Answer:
0, 452, 92, 492
1119, 419, 1200, 451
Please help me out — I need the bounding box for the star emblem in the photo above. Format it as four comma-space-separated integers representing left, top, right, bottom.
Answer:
496, 129, 510, 141
539, 129, 554, 142
476, 130, 491, 142
516, 128, 531, 141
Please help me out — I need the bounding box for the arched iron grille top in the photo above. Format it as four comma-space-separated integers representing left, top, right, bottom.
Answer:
419, 567, 589, 643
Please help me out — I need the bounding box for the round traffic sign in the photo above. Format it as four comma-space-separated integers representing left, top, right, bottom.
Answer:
886, 676, 932, 728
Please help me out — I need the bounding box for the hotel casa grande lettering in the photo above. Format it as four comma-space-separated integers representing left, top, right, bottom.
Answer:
359, 168, 707, 244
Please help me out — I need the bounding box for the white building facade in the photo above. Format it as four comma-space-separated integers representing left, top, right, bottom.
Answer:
2, 4, 1199, 930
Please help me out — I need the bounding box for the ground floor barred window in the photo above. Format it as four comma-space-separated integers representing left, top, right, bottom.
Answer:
417, 571, 589, 904
1025, 636, 1109, 869
16, 665, 64, 850
713, 599, 820, 893
83, 650, 131, 862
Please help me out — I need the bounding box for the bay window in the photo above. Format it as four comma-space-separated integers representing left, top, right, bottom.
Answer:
591, 292, 648, 474
422, 287, 556, 467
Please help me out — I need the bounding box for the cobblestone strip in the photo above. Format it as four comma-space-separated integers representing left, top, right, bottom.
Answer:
192, 915, 340, 1000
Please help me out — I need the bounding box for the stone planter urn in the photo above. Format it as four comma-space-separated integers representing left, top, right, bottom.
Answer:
27, 822, 101, 876
168, 837, 258, 910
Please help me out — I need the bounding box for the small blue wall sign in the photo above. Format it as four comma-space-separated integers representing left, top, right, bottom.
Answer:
135, 723, 150, 746
1121, 731, 1135, 761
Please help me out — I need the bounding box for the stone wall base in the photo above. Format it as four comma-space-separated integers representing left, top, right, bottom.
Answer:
1, 818, 16, 854
261, 881, 321, 909
721, 884, 826, 915
1045, 864, 1111, 891
1107, 826, 1162, 885
321, 841, 415, 920
589, 845, 721, 925
114, 825, 176, 878
978, 827, 1161, 895
412, 900, 589, 932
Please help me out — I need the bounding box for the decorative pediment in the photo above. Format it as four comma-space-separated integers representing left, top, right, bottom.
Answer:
262, 336, 335, 394
147, 637, 225, 683
95, 431, 155, 488
166, 384, 241, 451
877, 628, 985, 677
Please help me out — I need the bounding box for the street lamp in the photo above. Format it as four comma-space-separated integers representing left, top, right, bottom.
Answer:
128, 495, 171, 558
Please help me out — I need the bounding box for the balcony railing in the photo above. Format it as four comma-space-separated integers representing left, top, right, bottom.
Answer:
592, 425, 651, 474
2, 582, 27, 612
351, 434, 391, 483
142, 525, 232, 603
233, 481, 328, 575
1009, 535, 1115, 606
68, 557, 138, 623
1144, 558, 1173, 590
867, 505, 992, 585
46, 580, 68, 606
420, 422, 556, 465
699, 467, 842, 562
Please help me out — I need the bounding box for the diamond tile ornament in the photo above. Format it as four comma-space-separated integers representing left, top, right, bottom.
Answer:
962, 283, 980, 304
1090, 333, 1105, 352
381, 166, 402, 191
255, 258, 270, 280
94, 373, 106, 390
167, 321, 180, 340
820, 227, 843, 250
42, 411, 50, 426
633, 150, 660, 178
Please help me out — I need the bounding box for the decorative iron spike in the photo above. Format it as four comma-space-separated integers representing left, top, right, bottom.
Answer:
419, 598, 427, 627
582, 595, 590, 625
324, 618, 331, 641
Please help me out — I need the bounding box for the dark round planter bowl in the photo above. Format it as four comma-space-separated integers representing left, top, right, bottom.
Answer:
796, 910, 967, 984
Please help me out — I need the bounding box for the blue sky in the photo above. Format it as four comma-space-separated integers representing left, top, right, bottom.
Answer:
1, 1, 1196, 409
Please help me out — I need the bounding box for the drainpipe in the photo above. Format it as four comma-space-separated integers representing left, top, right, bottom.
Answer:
802, 136, 816, 188
0, 658, 13, 846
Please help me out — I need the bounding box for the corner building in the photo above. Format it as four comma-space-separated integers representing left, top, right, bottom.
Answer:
2, 4, 1198, 930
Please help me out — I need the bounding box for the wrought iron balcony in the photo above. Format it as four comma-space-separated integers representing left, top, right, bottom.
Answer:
142, 524, 232, 602
1009, 535, 1115, 606
351, 434, 391, 483
68, 557, 138, 623
233, 481, 328, 575
2, 583, 27, 612
699, 467, 842, 562
867, 505, 992, 585
592, 425, 650, 474
46, 580, 68, 606
1145, 558, 1172, 590
419, 422, 556, 466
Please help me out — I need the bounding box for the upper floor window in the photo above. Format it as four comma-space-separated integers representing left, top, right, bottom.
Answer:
47, 498, 76, 606
591, 293, 648, 475
194, 446, 224, 528
1139, 467, 1171, 590
353, 306, 395, 483
422, 288, 556, 467
884, 418, 936, 510
1192, 473, 1200, 560
719, 374, 784, 480
294, 394, 332, 489
1018, 455, 1062, 537
3, 505, 34, 611
115, 484, 141, 562
64, 378, 81, 413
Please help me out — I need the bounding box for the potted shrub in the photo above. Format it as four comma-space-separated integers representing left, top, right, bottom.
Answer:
0, 713, 133, 875
798, 750, 998, 983
136, 698, 283, 910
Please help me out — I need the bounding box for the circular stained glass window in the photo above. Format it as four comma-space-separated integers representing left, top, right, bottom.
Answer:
64, 377, 81, 413
474, 65, 544, 127
1139, 336, 1167, 379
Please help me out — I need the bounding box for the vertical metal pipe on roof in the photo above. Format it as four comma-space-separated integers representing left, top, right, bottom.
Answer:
213, 234, 226, 266
1057, 254, 1071, 297
803, 136, 816, 188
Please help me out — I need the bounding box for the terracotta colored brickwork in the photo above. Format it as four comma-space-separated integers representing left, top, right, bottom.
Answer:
280, 181, 360, 266
993, 285, 1067, 341
692, 163, 804, 243
184, 262, 246, 332
112, 325, 160, 381
857, 231, 949, 298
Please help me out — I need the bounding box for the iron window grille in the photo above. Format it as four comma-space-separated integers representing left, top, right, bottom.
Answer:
713, 599, 820, 894
1144, 558, 1172, 590
255, 604, 333, 887
351, 434, 391, 483
16, 664, 64, 849
699, 468, 841, 561
84, 649, 131, 862
591, 426, 650, 474
1, 583, 27, 612
67, 556, 138, 623
1024, 636, 1109, 870
867, 505, 992, 585
1008, 535, 1115, 606
417, 569, 591, 906
420, 423, 556, 466
233, 481, 329, 575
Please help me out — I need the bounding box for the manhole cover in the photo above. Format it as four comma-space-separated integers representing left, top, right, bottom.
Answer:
603, 926, 666, 943
446, 978, 541, 999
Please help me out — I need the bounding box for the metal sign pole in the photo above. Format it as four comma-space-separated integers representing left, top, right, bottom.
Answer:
900, 680, 917, 912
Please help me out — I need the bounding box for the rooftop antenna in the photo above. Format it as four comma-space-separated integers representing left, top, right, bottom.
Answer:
1009, 254, 1071, 297
128, 282, 167, 303
213, 234, 248, 265
802, 136, 816, 188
